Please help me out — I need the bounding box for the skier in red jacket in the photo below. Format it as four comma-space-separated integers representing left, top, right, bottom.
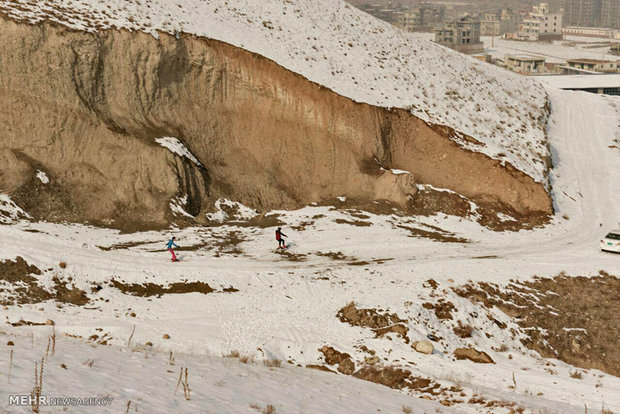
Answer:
275, 227, 287, 249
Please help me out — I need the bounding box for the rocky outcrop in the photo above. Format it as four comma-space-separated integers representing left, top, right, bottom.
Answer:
0, 17, 553, 230
454, 347, 494, 364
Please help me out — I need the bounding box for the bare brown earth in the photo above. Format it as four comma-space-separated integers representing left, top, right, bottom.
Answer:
0, 256, 89, 305
0, 16, 552, 231
109, 279, 233, 297
422, 299, 456, 320
397, 224, 469, 243
454, 347, 494, 364
455, 272, 620, 377
317, 344, 441, 393
338, 302, 410, 343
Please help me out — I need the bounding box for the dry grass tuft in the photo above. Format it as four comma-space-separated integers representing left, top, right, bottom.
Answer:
31, 356, 45, 413
239, 355, 254, 364
250, 403, 277, 413
225, 350, 240, 358
570, 370, 583, 379
174, 367, 191, 400
8, 349, 13, 382
263, 358, 282, 368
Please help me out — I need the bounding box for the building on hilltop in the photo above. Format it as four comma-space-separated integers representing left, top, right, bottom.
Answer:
520, 3, 563, 41
434, 16, 484, 54
480, 9, 520, 36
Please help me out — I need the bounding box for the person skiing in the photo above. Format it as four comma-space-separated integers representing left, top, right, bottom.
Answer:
166, 236, 179, 262
275, 227, 287, 249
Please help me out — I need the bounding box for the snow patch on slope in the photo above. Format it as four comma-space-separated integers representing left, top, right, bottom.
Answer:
170, 195, 194, 218
205, 199, 258, 222
0, 0, 549, 183
36, 170, 49, 184
0, 194, 30, 223
155, 137, 203, 167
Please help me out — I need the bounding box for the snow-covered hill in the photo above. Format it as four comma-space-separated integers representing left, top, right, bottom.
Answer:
0, 88, 619, 413
0, 0, 549, 183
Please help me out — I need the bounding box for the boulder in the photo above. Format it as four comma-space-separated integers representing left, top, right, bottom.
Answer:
414, 340, 434, 355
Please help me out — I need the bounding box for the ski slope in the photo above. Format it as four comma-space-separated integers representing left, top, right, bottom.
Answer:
0, 0, 550, 183
0, 89, 619, 413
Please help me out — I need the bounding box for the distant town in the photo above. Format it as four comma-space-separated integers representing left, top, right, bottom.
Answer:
347, 1, 620, 95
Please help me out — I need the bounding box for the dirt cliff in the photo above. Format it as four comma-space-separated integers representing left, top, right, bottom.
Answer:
0, 17, 553, 230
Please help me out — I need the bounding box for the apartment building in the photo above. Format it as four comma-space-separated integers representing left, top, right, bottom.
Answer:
564, 0, 602, 27
520, 3, 563, 40
563, 0, 620, 29
480, 9, 520, 36
435, 16, 484, 54
601, 0, 620, 29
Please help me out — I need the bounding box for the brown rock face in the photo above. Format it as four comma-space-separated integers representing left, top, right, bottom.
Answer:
0, 18, 552, 230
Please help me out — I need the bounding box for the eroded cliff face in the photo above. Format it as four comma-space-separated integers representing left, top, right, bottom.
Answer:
0, 17, 552, 230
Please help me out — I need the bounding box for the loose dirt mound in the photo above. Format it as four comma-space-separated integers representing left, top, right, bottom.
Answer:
455, 271, 620, 376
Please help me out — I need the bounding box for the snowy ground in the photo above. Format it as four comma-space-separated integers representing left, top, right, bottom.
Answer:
0, 88, 619, 413
0, 0, 550, 184
481, 36, 618, 64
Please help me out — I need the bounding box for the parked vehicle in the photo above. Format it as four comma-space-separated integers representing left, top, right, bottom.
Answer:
600, 230, 620, 253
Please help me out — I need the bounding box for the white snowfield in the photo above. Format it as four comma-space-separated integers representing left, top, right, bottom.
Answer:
0, 0, 550, 183
0, 89, 619, 413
